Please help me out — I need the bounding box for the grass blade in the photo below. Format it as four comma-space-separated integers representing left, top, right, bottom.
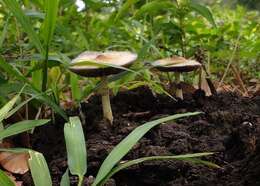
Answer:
99, 153, 219, 185
28, 150, 52, 186
0, 94, 20, 123
42, 0, 59, 48
0, 119, 50, 140
64, 117, 87, 181
41, 0, 60, 91
2, 0, 44, 54
0, 169, 15, 186
5, 93, 41, 120
93, 112, 201, 186
0, 58, 68, 120
70, 61, 136, 74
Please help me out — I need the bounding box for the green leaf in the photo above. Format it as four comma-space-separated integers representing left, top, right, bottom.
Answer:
28, 150, 52, 186
42, 0, 59, 49
70, 73, 82, 102
70, 61, 136, 74
2, 0, 44, 54
115, 0, 140, 22
0, 58, 68, 121
60, 169, 70, 186
64, 117, 87, 177
134, 0, 177, 18
0, 169, 15, 186
93, 112, 201, 186
0, 119, 50, 140
0, 94, 20, 123
5, 93, 42, 120
99, 153, 219, 185
190, 2, 216, 28
0, 16, 10, 49
0, 57, 32, 85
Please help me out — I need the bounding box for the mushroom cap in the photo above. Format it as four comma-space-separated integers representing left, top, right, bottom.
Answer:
153, 56, 202, 72
69, 51, 137, 77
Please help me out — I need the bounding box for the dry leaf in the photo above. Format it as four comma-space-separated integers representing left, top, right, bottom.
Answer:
0, 152, 29, 174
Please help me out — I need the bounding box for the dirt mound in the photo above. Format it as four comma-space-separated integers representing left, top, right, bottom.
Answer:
30, 87, 260, 186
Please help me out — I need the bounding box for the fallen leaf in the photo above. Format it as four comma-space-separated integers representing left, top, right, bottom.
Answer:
0, 152, 29, 174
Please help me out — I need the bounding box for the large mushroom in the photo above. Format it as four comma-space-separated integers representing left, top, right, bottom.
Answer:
153, 56, 202, 99
69, 51, 137, 124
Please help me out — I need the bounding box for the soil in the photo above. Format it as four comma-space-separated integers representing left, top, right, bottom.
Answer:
26, 87, 260, 186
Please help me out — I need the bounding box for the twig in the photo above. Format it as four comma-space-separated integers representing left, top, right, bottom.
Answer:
218, 35, 241, 89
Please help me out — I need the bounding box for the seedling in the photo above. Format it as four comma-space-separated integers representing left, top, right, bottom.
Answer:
153, 56, 202, 99
69, 51, 137, 124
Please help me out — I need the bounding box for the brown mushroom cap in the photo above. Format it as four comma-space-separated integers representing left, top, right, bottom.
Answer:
69, 51, 137, 77
153, 56, 202, 72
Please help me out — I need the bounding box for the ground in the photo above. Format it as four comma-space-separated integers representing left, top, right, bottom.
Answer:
24, 87, 260, 186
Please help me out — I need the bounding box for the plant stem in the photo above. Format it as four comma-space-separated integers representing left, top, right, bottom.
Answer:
98, 77, 113, 124
175, 72, 183, 99
42, 47, 49, 92
78, 176, 84, 186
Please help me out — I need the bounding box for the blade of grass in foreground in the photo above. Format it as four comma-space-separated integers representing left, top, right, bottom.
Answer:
92, 112, 201, 186
0, 94, 20, 123
0, 85, 26, 122
0, 169, 15, 186
41, 0, 60, 91
0, 119, 50, 140
64, 117, 87, 186
28, 150, 52, 186
98, 153, 219, 185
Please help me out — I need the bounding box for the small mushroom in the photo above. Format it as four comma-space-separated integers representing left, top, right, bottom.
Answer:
69, 51, 137, 124
153, 56, 201, 99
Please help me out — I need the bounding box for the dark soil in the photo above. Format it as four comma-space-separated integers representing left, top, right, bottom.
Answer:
29, 87, 260, 186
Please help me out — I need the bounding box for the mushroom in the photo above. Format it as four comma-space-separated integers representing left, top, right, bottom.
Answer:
153, 56, 202, 99
69, 51, 137, 124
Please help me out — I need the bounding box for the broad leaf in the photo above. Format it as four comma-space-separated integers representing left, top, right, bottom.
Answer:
28, 150, 52, 186
64, 117, 87, 178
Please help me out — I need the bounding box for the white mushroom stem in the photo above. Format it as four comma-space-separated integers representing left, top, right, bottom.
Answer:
175, 72, 183, 99
98, 77, 113, 124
